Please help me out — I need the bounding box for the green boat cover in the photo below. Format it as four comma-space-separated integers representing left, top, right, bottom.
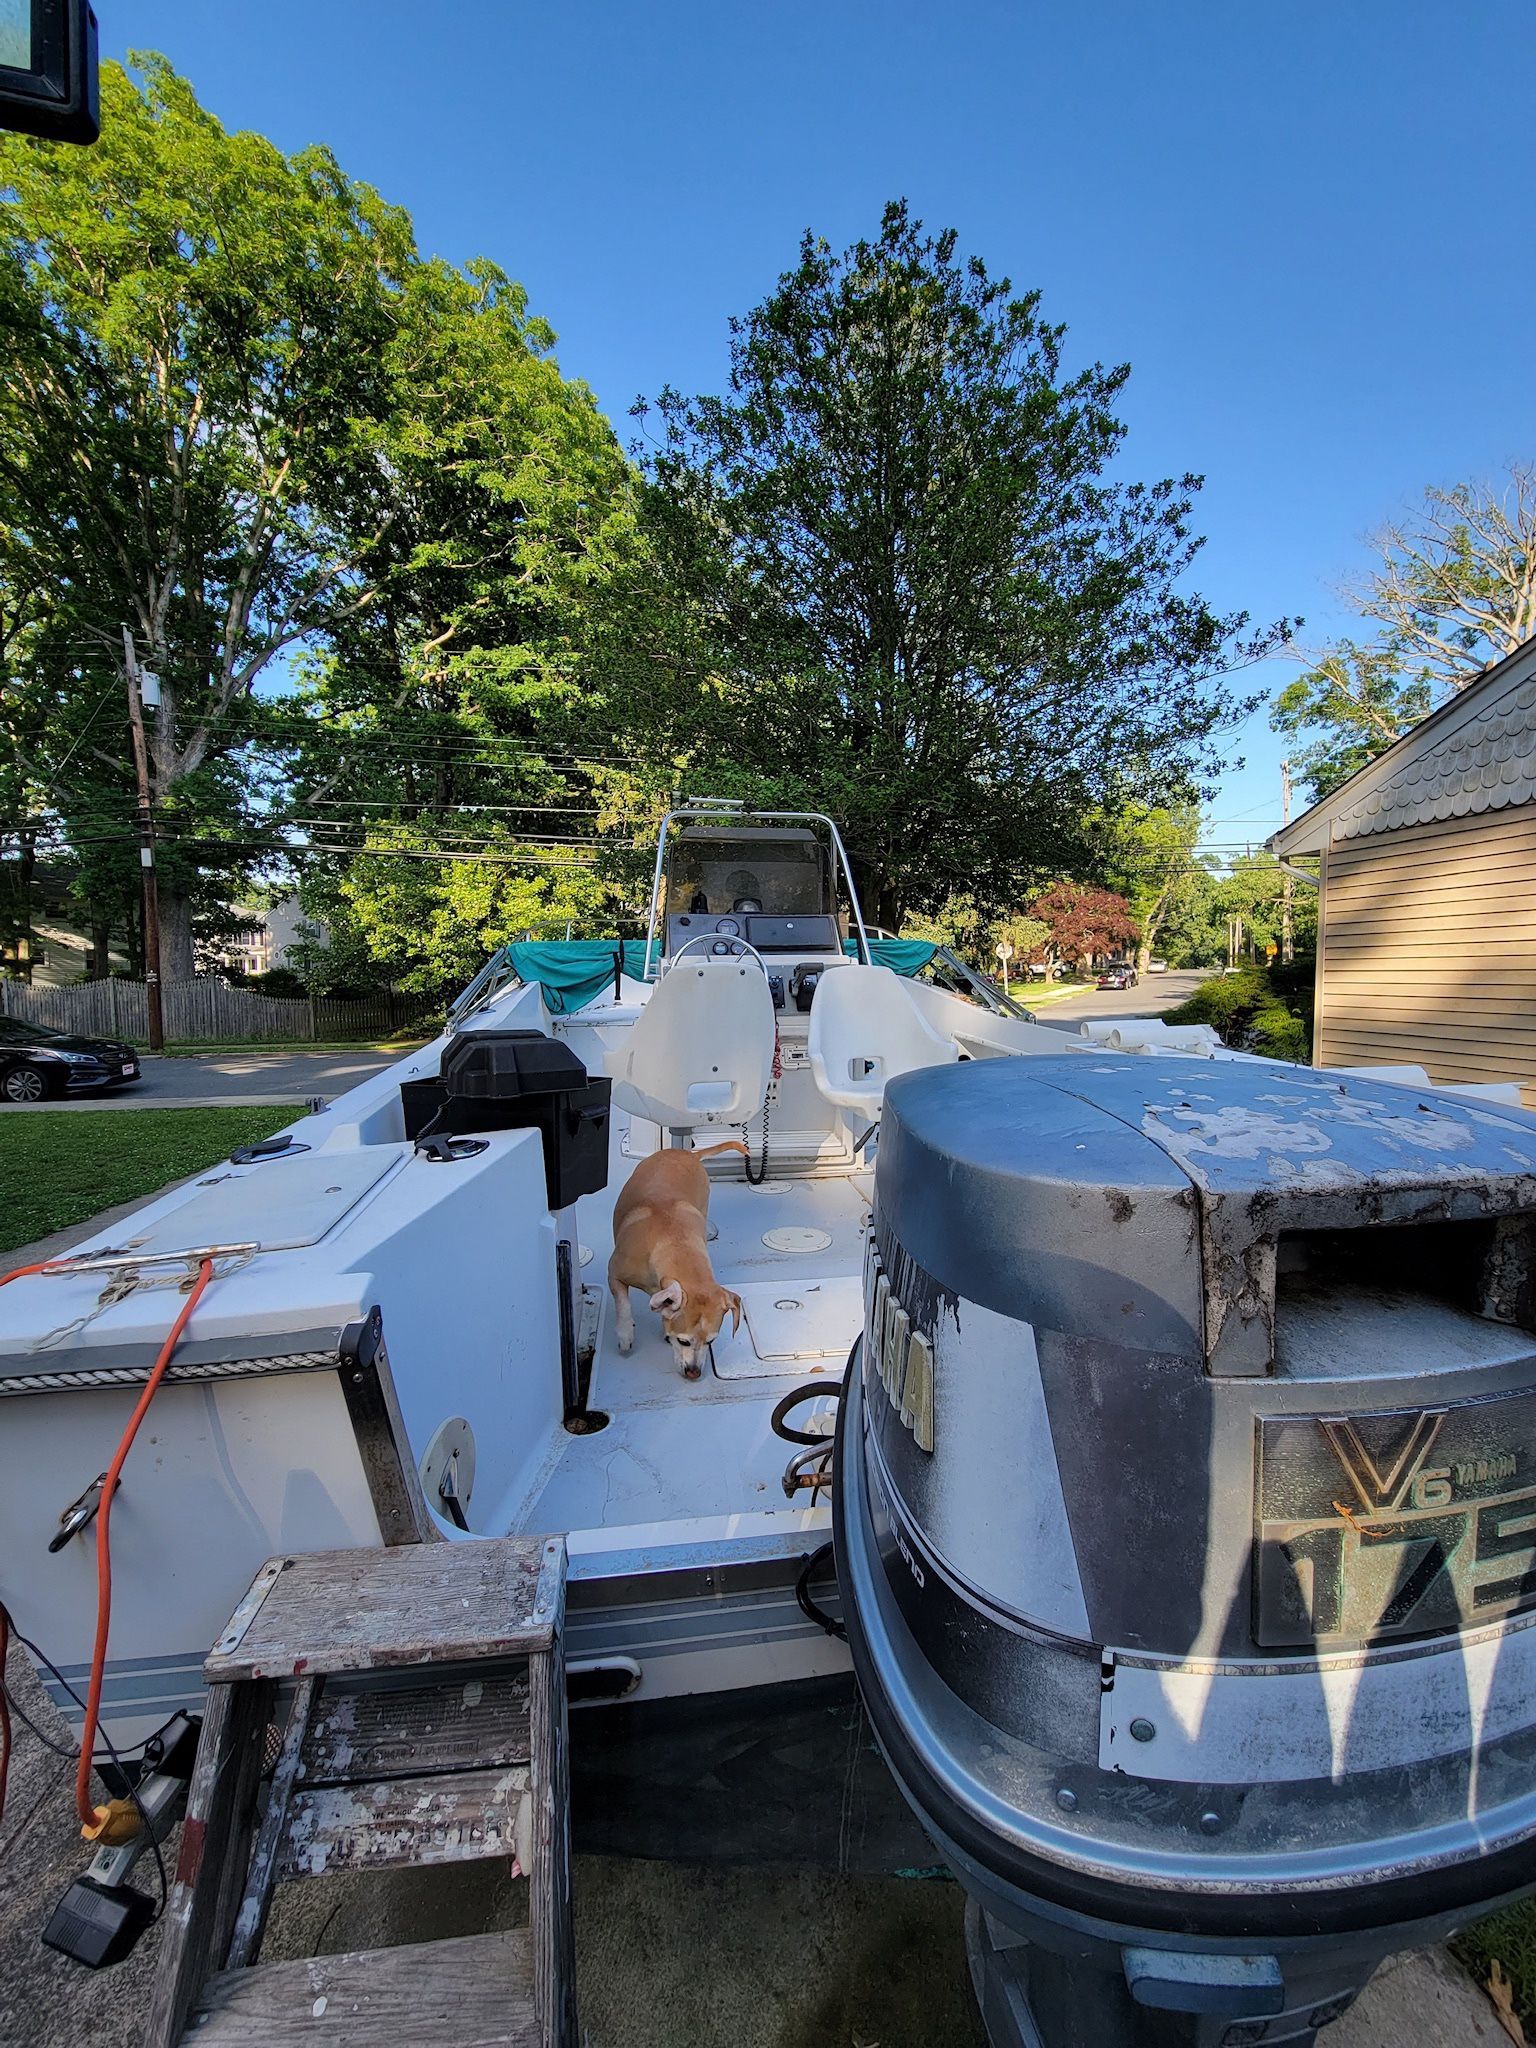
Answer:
507, 940, 654, 1014
511, 935, 937, 1010
841, 937, 937, 977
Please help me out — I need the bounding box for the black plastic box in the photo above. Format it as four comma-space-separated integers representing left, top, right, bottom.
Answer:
442, 1029, 591, 1100
406, 1028, 611, 1210
400, 1075, 448, 1141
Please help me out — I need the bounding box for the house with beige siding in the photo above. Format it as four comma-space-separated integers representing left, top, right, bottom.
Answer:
1270, 636, 1536, 1099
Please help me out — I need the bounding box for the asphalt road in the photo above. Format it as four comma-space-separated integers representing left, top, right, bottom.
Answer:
4, 978, 1213, 1113
1031, 967, 1209, 1033
5, 1045, 413, 1110
1036, 966, 1212, 1032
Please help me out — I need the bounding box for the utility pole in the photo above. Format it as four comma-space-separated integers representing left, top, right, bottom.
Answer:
1280, 759, 1294, 966
123, 626, 164, 1051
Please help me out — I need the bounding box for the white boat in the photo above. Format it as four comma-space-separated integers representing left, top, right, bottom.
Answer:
0, 803, 1093, 1749
5, 800, 1519, 1757
14, 799, 1536, 2042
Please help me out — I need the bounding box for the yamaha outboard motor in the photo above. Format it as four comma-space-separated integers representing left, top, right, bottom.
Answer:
834, 1054, 1536, 2046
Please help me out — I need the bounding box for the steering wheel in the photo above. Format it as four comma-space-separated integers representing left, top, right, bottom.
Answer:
667, 930, 770, 975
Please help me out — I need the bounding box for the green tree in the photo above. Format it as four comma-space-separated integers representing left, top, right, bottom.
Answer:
1146, 853, 1316, 968
279, 247, 648, 978
996, 913, 1052, 971
0, 55, 645, 987
1271, 641, 1434, 804
899, 897, 1049, 974
605, 202, 1290, 930
1213, 852, 1316, 962
1094, 800, 1202, 973
1271, 464, 1536, 804
285, 250, 637, 824
1346, 466, 1536, 687
303, 824, 622, 998
0, 55, 423, 975
1153, 860, 1225, 967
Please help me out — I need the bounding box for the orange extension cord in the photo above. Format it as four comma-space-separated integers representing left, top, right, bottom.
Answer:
0, 1254, 215, 1837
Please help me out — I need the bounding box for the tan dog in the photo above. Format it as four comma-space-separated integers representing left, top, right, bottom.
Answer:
608, 1142, 745, 1378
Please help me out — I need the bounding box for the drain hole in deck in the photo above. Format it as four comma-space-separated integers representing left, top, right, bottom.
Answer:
563, 1407, 611, 1435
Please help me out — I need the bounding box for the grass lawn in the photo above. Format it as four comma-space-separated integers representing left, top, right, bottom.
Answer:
1454, 1903, 1536, 2035
0, 1104, 299, 1254
1013, 979, 1093, 1005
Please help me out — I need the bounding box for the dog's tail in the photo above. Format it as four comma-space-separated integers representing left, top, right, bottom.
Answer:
691, 1140, 749, 1159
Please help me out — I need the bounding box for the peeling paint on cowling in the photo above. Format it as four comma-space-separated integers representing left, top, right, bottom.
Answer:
1129, 1070, 1536, 1373
1147, 1096, 1484, 1172
1149, 1105, 1335, 1163
879, 1056, 1536, 1375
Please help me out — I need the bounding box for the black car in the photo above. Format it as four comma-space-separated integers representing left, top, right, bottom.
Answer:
0, 1016, 141, 1102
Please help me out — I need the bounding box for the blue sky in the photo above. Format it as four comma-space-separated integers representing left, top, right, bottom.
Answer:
106, 1, 1536, 854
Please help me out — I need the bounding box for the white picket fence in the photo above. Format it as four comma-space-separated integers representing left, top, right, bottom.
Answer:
0, 976, 440, 1045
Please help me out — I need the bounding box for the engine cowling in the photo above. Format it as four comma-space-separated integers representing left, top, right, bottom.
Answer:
835, 1052, 1536, 2045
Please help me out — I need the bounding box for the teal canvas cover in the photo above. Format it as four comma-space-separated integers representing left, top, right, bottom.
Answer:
841, 937, 937, 977
507, 940, 653, 1014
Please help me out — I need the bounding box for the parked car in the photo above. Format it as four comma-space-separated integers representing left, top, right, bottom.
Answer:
1096, 963, 1138, 990
0, 1017, 141, 1103
1146, 958, 1168, 974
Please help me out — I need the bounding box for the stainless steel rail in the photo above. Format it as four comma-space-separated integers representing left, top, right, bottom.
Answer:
640, 803, 873, 980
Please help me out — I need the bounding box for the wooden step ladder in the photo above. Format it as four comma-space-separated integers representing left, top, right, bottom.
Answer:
146, 1535, 575, 2047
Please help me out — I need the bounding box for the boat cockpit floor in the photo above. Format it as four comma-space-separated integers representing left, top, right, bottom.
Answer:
523, 1152, 871, 1534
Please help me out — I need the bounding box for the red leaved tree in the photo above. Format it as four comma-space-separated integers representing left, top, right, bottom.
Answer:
1028, 882, 1139, 971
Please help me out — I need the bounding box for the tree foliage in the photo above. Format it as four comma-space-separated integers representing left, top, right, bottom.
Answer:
0, 55, 643, 984
1272, 464, 1536, 805
605, 201, 1288, 929
1093, 800, 1202, 970
996, 913, 1052, 967
1346, 466, 1536, 687
0, 55, 426, 970
1152, 851, 1317, 967
1272, 641, 1436, 804
1026, 879, 1138, 967
1, 102, 1304, 998
301, 825, 620, 997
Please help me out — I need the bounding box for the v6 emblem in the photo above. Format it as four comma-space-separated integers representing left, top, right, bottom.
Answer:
1321, 1410, 1449, 1515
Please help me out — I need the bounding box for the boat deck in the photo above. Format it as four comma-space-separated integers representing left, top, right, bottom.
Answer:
521, 1125, 870, 1535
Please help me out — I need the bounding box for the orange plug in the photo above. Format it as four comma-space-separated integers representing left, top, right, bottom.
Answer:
81, 1798, 141, 1845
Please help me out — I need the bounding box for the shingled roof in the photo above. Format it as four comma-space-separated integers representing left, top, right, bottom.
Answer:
1270, 634, 1536, 856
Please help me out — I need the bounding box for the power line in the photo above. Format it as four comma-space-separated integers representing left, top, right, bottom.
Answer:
281, 799, 657, 817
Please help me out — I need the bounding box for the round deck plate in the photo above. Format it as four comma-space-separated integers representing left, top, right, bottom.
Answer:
761, 1226, 833, 1253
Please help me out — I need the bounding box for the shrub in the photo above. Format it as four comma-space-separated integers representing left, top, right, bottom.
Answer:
249, 967, 309, 1001
1164, 963, 1314, 1062
1247, 1002, 1310, 1062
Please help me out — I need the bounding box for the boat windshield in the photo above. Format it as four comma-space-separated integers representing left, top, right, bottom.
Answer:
666, 831, 832, 918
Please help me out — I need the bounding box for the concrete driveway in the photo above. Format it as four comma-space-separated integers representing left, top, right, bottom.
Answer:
0, 1640, 1505, 2048
1032, 967, 1208, 1034
3, 1046, 416, 1111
